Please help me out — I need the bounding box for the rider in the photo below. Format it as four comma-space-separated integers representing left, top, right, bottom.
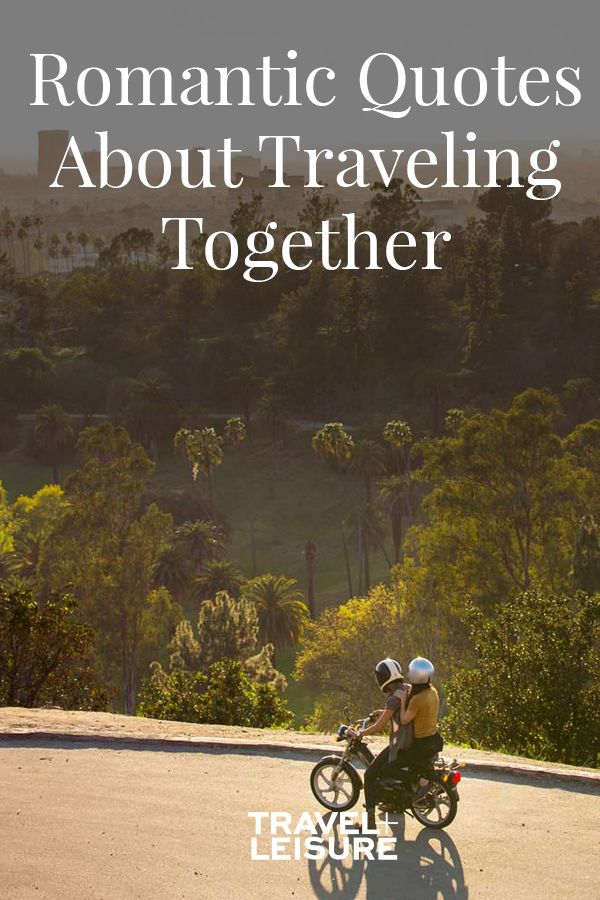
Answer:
355, 656, 442, 828
398, 657, 443, 797
354, 658, 411, 830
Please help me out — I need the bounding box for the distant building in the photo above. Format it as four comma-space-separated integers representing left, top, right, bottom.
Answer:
38, 130, 70, 187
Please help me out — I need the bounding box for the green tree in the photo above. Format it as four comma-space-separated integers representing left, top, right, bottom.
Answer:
191, 559, 244, 602
124, 377, 174, 461
298, 189, 339, 231
295, 582, 412, 729
312, 422, 354, 470
244, 574, 309, 649
477, 177, 552, 233
195, 591, 259, 666
226, 366, 261, 435
571, 516, 600, 595
0, 481, 15, 554
223, 416, 246, 447
460, 219, 503, 383
0, 587, 108, 709
257, 388, 290, 447
138, 658, 293, 728
0, 348, 54, 407
12, 484, 68, 580
563, 419, 600, 514
444, 408, 466, 435
444, 589, 600, 766
244, 643, 287, 692
414, 389, 579, 607
175, 519, 225, 566
33, 403, 74, 483
383, 420, 413, 474
366, 178, 420, 242
153, 544, 191, 601
44, 423, 173, 713
174, 426, 224, 512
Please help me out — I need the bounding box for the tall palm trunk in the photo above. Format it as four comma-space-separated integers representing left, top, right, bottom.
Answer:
207, 467, 214, 514
391, 501, 403, 563
304, 540, 317, 617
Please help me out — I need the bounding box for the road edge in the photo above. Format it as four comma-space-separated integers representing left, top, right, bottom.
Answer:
1, 728, 599, 789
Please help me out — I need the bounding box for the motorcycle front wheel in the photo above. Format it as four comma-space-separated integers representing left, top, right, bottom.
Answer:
310, 756, 362, 811
410, 776, 458, 829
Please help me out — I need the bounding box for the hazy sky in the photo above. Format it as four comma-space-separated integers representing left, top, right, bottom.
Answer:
1, 0, 599, 172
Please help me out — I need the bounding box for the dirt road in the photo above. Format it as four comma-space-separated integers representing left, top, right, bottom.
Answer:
1, 738, 599, 900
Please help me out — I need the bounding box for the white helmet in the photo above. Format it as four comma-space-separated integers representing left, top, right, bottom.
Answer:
408, 657, 435, 684
375, 658, 403, 692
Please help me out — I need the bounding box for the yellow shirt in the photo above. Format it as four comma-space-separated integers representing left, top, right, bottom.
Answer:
408, 686, 439, 738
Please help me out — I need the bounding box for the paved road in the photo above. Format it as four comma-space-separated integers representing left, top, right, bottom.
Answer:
1, 739, 599, 900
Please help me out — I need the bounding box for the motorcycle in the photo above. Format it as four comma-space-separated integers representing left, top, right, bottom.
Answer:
309, 709, 463, 829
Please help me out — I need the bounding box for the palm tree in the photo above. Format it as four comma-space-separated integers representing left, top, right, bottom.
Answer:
174, 427, 224, 512
223, 416, 246, 448
378, 475, 410, 563
61, 244, 71, 272
175, 520, 225, 567
303, 540, 318, 617
33, 238, 44, 274
32, 215, 44, 275
0, 549, 19, 582
383, 420, 413, 475
93, 235, 106, 258
226, 365, 261, 436
48, 234, 61, 275
352, 504, 389, 592
21, 216, 32, 276
312, 422, 354, 470
17, 223, 30, 277
65, 231, 76, 269
244, 574, 309, 649
125, 377, 173, 461
2, 219, 15, 265
191, 559, 243, 602
349, 439, 387, 502
12, 533, 41, 579
154, 544, 191, 600
33, 404, 74, 483
257, 389, 290, 447
78, 231, 90, 266
156, 234, 172, 268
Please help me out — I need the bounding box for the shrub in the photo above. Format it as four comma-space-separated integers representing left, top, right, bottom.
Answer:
138, 658, 294, 728
0, 587, 109, 710
443, 589, 600, 766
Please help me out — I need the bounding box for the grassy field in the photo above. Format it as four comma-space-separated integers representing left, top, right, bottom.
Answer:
0, 428, 393, 722
155, 429, 390, 612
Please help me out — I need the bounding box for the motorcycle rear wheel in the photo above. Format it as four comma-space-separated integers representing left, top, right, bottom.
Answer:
410, 777, 458, 829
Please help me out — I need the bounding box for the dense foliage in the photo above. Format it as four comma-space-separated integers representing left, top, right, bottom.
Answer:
444, 590, 600, 766
2, 182, 600, 762
138, 658, 294, 728
0, 587, 108, 709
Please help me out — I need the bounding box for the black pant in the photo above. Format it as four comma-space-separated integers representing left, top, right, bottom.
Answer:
363, 746, 405, 810
363, 733, 444, 810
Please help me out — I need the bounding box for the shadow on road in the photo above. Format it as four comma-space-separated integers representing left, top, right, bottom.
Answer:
307, 814, 467, 900
2, 736, 596, 796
